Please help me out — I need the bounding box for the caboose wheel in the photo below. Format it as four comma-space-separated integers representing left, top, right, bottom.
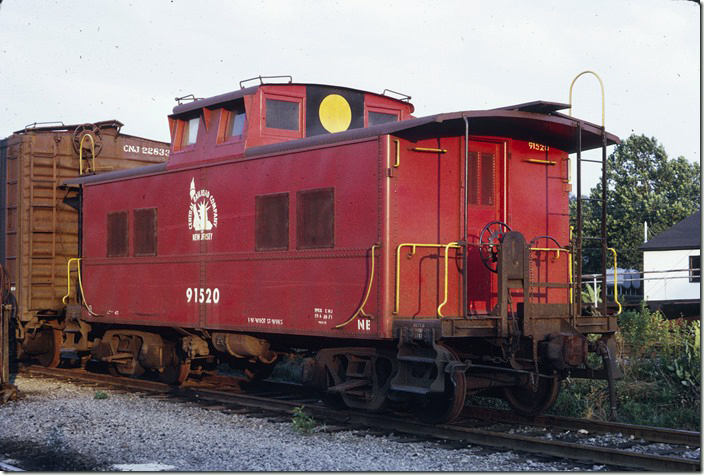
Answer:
502, 375, 560, 416
414, 370, 467, 424
107, 360, 146, 378
243, 362, 276, 382
413, 346, 467, 424
479, 220, 512, 273
35, 328, 62, 368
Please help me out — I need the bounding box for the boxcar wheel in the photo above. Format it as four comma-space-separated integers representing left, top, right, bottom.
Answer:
503, 375, 560, 416
36, 328, 62, 368
159, 361, 190, 385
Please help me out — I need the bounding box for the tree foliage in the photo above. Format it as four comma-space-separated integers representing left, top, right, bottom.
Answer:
572, 134, 700, 273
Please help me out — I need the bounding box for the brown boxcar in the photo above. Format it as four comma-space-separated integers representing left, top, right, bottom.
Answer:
0, 121, 168, 354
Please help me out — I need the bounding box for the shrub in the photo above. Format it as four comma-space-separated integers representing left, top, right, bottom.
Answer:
550, 307, 700, 430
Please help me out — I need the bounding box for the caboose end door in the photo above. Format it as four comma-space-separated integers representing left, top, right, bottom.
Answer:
465, 140, 505, 316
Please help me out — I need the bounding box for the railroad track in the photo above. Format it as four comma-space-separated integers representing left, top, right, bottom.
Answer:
17, 365, 701, 471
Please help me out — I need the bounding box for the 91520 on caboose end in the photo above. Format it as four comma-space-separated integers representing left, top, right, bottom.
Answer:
54, 78, 622, 423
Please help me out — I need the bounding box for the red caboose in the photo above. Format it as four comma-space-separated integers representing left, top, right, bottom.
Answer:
63, 79, 620, 422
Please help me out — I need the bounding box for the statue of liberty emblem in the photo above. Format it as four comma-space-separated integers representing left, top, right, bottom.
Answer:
188, 178, 218, 241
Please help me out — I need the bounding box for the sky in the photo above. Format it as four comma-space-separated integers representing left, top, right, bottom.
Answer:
0, 0, 700, 191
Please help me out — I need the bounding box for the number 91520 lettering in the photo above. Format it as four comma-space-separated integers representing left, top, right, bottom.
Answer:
186, 287, 220, 304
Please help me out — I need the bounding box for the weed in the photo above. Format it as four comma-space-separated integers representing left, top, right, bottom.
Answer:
94, 390, 109, 400
291, 406, 317, 434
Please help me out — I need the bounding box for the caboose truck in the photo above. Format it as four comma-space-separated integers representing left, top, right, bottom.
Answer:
43, 78, 620, 423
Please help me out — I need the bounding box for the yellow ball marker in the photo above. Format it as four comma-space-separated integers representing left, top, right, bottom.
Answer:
319, 94, 352, 133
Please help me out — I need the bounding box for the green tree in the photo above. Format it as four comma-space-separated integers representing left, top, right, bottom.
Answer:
572, 134, 700, 273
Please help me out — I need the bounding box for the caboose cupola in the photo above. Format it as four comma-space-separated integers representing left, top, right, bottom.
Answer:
166, 81, 415, 169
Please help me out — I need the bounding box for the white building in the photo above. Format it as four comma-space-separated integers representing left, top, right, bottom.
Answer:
641, 211, 700, 317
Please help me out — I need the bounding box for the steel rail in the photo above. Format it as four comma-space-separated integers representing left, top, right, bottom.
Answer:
20, 366, 701, 472
0, 461, 24, 471
464, 405, 700, 447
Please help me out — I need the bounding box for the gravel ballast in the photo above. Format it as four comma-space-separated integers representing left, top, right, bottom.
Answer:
0, 375, 608, 471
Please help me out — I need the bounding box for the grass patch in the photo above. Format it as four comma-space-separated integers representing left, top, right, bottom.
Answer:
291, 406, 317, 434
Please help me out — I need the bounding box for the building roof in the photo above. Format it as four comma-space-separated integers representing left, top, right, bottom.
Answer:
641, 211, 701, 251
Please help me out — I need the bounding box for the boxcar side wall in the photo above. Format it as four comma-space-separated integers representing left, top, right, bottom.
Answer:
81, 138, 387, 339
3, 127, 168, 322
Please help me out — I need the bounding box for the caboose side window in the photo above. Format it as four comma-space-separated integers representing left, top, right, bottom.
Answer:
265, 99, 300, 131
255, 193, 289, 251
217, 100, 247, 143
180, 117, 199, 147
134, 208, 157, 256
368, 111, 397, 126
467, 151, 496, 206
297, 188, 334, 250
226, 109, 247, 139
107, 211, 128, 257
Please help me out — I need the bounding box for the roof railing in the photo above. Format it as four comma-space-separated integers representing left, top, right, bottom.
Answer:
239, 75, 293, 89
23, 121, 65, 129
382, 88, 412, 102
174, 94, 202, 105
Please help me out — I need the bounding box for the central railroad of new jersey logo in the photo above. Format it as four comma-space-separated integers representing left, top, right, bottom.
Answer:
188, 178, 218, 241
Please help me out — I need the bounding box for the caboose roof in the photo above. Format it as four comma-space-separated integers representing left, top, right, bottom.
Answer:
64, 102, 619, 186
170, 83, 414, 118
245, 105, 619, 158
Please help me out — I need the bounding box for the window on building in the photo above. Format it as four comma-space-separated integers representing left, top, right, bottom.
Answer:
134, 208, 157, 256
255, 193, 289, 250
368, 111, 397, 126
297, 188, 334, 249
265, 99, 300, 131
689, 255, 700, 283
180, 116, 200, 148
107, 211, 128, 257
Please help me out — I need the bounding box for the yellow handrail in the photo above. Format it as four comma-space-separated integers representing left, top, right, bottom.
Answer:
529, 246, 573, 305
393, 139, 400, 167
526, 159, 556, 166
411, 147, 447, 154
335, 244, 378, 329
62, 258, 80, 305
79, 134, 96, 175
569, 226, 574, 305
436, 242, 461, 318
568, 70, 605, 127
394, 242, 461, 317
607, 247, 622, 315
529, 246, 568, 259
62, 257, 98, 316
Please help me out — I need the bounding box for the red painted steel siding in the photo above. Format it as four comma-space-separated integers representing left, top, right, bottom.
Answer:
81, 131, 571, 339
82, 138, 385, 338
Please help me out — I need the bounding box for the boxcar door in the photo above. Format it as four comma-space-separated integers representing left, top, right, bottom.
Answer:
465, 140, 504, 315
